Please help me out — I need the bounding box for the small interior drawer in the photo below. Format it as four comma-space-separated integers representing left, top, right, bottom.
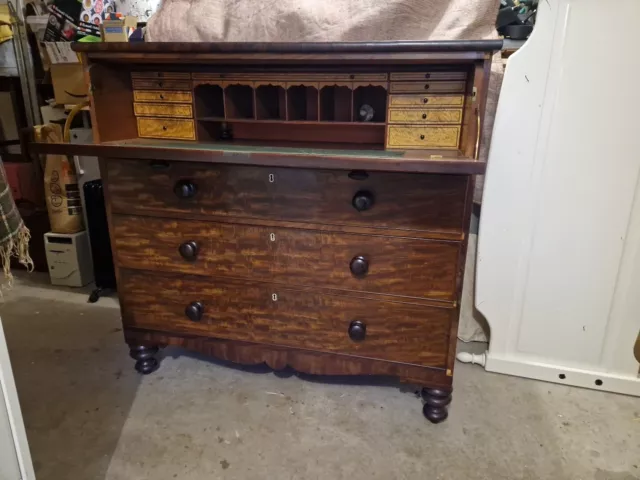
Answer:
131, 72, 191, 79
133, 90, 193, 103
132, 79, 192, 90
388, 108, 463, 125
389, 81, 466, 94
390, 72, 467, 81
388, 94, 464, 108
386, 126, 461, 149
133, 102, 193, 118
137, 117, 196, 140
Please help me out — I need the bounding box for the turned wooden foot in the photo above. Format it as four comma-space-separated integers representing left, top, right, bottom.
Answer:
129, 345, 159, 374
421, 387, 452, 423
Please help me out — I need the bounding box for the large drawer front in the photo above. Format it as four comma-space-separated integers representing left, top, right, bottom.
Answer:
120, 270, 453, 367
112, 215, 459, 301
106, 160, 468, 237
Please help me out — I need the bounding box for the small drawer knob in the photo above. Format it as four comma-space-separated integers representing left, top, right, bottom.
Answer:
174, 179, 197, 199
157, 81, 164, 87
348, 320, 366, 342
159, 94, 165, 100
422, 113, 427, 119
420, 134, 425, 140
350, 255, 369, 277
424, 84, 430, 90
423, 97, 429, 104
352, 190, 375, 212
425, 73, 431, 79
162, 126, 168, 131
179, 241, 198, 261
185, 301, 204, 322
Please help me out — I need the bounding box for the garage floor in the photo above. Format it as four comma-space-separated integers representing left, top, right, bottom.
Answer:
2, 272, 639, 480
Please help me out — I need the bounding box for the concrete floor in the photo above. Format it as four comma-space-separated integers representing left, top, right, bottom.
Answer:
2, 272, 639, 480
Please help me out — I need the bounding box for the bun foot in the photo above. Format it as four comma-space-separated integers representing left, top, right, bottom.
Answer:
421, 387, 452, 423
129, 345, 160, 374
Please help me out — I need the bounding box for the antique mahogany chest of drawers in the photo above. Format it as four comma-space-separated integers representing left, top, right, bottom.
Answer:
31, 41, 501, 423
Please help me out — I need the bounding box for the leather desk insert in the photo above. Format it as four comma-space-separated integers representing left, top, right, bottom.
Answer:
52, 40, 500, 424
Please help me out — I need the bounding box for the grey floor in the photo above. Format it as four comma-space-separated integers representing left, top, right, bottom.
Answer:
2, 272, 639, 480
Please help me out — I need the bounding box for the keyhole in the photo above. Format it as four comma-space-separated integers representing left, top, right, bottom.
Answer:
268, 174, 275, 183
269, 233, 276, 242
272, 293, 278, 301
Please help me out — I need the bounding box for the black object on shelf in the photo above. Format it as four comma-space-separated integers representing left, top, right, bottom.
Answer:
83, 179, 116, 303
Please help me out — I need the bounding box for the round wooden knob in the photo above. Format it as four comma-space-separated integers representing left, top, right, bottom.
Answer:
174, 179, 197, 199
185, 301, 204, 322
350, 255, 369, 277
425, 73, 431, 79
157, 81, 164, 88
159, 94, 165, 100
423, 97, 429, 104
420, 134, 425, 140
162, 126, 168, 131
424, 84, 430, 90
179, 241, 198, 261
352, 190, 375, 212
348, 320, 366, 342
422, 113, 427, 119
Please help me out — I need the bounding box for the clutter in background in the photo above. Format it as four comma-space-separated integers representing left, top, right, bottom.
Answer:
496, 0, 537, 40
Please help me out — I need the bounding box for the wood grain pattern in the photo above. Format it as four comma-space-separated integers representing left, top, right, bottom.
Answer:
390, 72, 467, 81
133, 103, 193, 118
123, 329, 452, 386
132, 79, 192, 90
387, 126, 461, 149
133, 90, 193, 103
120, 270, 454, 367
388, 94, 464, 107
131, 72, 191, 79
112, 215, 460, 300
388, 108, 463, 124
73, 40, 503, 54
137, 118, 196, 140
389, 81, 466, 94
106, 159, 469, 237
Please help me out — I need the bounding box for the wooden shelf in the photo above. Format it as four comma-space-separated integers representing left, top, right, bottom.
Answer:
196, 117, 385, 126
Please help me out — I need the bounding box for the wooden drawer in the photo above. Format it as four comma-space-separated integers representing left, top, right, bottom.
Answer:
388, 108, 463, 125
137, 118, 196, 140
133, 90, 193, 103
106, 160, 469, 237
389, 94, 464, 108
131, 72, 191, 79
132, 79, 192, 90
390, 72, 467, 81
387, 126, 461, 149
389, 81, 466, 94
133, 102, 193, 118
112, 215, 460, 301
120, 270, 453, 367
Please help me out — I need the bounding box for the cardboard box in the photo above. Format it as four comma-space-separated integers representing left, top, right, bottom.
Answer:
50, 63, 88, 105
45, 42, 88, 105
101, 16, 136, 42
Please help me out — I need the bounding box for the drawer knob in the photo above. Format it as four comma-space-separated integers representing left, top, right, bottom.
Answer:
185, 301, 204, 322
159, 94, 165, 100
423, 97, 429, 104
424, 84, 430, 90
348, 320, 366, 342
350, 255, 369, 277
157, 81, 164, 87
162, 126, 168, 131
352, 190, 375, 212
179, 241, 198, 261
425, 73, 431, 79
420, 134, 425, 140
174, 179, 197, 199
422, 113, 427, 119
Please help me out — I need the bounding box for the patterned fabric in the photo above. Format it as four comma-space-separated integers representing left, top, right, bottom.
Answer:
0, 161, 32, 287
